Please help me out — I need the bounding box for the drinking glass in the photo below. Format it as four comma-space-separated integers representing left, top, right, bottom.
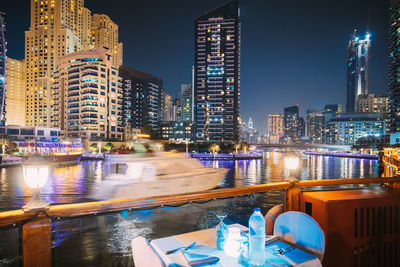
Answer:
238, 234, 249, 265
215, 214, 228, 250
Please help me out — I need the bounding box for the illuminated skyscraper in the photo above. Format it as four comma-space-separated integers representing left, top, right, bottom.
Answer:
389, 0, 400, 133
0, 12, 7, 125
25, 0, 90, 127
283, 106, 300, 144
194, 0, 240, 142
90, 14, 123, 67
52, 47, 123, 140
119, 65, 163, 131
306, 110, 324, 143
163, 93, 173, 122
268, 114, 283, 144
346, 30, 371, 112
356, 94, 389, 113
6, 58, 26, 126
181, 84, 193, 122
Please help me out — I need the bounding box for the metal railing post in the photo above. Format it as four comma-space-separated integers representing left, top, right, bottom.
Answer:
23, 215, 51, 267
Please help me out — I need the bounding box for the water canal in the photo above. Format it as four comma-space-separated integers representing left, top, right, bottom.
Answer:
0, 152, 379, 266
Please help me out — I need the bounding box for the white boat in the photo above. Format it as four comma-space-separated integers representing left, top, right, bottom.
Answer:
89, 153, 228, 200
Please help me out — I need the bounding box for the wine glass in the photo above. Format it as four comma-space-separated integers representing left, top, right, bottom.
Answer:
215, 214, 228, 250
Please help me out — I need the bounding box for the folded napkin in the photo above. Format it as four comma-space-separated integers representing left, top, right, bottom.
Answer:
181, 250, 220, 266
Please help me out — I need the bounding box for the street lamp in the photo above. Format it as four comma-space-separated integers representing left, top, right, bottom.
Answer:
23, 153, 49, 211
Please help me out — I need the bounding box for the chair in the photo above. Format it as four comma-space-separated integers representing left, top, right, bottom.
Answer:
132, 237, 166, 267
264, 204, 284, 235
273, 211, 325, 260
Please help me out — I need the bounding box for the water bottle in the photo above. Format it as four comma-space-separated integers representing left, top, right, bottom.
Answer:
249, 208, 266, 266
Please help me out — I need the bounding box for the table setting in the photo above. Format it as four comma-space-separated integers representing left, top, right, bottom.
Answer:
150, 208, 322, 266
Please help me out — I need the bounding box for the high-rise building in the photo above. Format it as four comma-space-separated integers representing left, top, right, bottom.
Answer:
194, 0, 241, 142
161, 121, 193, 142
181, 84, 193, 122
0, 12, 7, 126
268, 114, 283, 144
326, 113, 385, 145
389, 0, 400, 133
246, 117, 258, 144
172, 98, 181, 121
163, 93, 173, 122
306, 110, 324, 143
284, 106, 300, 144
323, 104, 342, 143
356, 94, 389, 113
119, 65, 163, 131
298, 117, 305, 138
25, 0, 90, 127
52, 47, 123, 140
90, 14, 123, 67
6, 58, 26, 126
346, 30, 371, 112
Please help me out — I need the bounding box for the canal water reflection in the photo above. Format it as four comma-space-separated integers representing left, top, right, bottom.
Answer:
0, 152, 378, 211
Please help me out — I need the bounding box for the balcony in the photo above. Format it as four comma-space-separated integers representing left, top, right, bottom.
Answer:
81, 120, 98, 125
81, 90, 98, 95
81, 114, 98, 119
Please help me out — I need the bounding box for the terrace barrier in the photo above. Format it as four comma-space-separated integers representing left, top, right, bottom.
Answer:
0, 177, 399, 266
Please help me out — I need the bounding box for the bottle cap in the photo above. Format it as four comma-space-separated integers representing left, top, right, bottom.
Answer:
254, 208, 260, 212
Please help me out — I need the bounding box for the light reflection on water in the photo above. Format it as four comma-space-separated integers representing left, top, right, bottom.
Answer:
0, 152, 380, 266
0, 152, 378, 211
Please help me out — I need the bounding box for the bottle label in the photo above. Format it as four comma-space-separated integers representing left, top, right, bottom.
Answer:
249, 226, 256, 236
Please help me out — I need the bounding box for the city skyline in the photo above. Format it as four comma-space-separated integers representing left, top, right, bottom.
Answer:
2, 0, 390, 133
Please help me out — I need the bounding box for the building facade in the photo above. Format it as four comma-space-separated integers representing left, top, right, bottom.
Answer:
284, 106, 300, 144
323, 104, 342, 143
181, 84, 193, 122
6, 58, 25, 126
326, 113, 385, 145
346, 30, 371, 112
25, 0, 91, 127
194, 0, 240, 142
161, 121, 193, 142
90, 14, 123, 67
356, 94, 389, 113
268, 114, 283, 144
163, 93, 173, 122
389, 0, 400, 133
0, 125, 59, 142
52, 47, 123, 140
306, 110, 324, 143
119, 65, 163, 131
0, 12, 7, 126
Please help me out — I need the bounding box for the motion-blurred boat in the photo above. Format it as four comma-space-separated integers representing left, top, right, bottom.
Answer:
89, 153, 227, 200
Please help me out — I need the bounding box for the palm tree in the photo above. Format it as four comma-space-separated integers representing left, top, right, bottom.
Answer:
0, 136, 9, 155
242, 144, 249, 154
234, 143, 241, 154
89, 143, 98, 152
104, 142, 114, 152
208, 143, 220, 155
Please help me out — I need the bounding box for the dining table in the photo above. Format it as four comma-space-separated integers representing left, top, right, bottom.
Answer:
150, 223, 322, 266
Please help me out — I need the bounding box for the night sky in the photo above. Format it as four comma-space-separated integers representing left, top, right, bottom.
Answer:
3, 0, 390, 133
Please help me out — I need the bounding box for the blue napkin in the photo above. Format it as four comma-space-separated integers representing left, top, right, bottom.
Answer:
182, 250, 220, 266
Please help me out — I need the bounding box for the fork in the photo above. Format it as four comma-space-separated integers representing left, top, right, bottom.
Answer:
165, 242, 197, 255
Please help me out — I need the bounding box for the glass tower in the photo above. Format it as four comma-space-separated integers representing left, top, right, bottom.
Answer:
283, 106, 300, 144
194, 0, 240, 142
346, 30, 371, 112
389, 0, 400, 133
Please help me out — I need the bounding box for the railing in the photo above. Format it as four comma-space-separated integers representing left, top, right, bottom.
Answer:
0, 177, 399, 266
